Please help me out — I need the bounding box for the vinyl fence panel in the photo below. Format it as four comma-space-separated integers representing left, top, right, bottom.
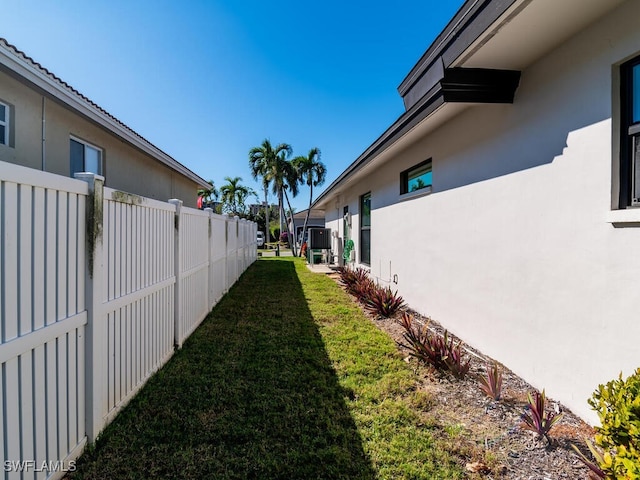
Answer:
1, 163, 88, 479
209, 213, 228, 307
101, 188, 176, 424
176, 206, 210, 345
226, 217, 238, 287
0, 161, 256, 479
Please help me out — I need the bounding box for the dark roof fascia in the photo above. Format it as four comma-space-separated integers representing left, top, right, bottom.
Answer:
312, 66, 520, 209
398, 0, 520, 110
442, 68, 520, 103
313, 82, 446, 208
0, 38, 211, 190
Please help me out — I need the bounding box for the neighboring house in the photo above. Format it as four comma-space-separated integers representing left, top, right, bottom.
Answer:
249, 203, 278, 216
313, 0, 640, 423
292, 208, 325, 244
0, 38, 209, 206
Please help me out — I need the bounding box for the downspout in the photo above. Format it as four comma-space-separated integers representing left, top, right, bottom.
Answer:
41, 96, 46, 171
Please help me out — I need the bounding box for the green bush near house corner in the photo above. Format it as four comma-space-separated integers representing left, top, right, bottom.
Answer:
589, 368, 640, 478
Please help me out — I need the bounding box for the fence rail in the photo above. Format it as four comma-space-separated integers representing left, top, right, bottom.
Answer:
0, 162, 256, 479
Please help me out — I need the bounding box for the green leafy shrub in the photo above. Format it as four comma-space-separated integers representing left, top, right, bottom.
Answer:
585, 368, 640, 479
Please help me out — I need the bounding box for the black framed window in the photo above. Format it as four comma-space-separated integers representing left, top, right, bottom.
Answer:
360, 192, 371, 265
620, 56, 640, 207
400, 158, 432, 195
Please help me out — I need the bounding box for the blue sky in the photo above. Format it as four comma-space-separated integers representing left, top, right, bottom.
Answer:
2, 0, 464, 211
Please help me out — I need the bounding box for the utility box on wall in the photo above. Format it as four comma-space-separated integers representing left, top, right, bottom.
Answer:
308, 228, 331, 250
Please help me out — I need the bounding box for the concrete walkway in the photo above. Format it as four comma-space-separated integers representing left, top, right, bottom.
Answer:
258, 248, 294, 257
258, 248, 338, 274
305, 263, 336, 274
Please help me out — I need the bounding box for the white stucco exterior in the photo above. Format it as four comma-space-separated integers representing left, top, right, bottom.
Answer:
317, 0, 640, 424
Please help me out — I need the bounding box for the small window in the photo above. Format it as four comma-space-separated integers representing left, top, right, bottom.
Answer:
360, 192, 371, 265
0, 101, 9, 146
70, 137, 103, 177
400, 159, 432, 195
620, 57, 640, 207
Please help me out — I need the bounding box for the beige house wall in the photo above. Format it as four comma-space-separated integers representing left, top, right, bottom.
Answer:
0, 70, 199, 207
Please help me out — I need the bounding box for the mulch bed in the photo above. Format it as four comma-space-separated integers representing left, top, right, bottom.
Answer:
328, 272, 595, 479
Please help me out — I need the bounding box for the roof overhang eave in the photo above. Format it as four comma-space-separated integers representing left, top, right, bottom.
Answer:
313, 66, 520, 209
0, 40, 210, 190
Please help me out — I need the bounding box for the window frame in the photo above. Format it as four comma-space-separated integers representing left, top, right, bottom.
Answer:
620, 55, 640, 207
70, 136, 104, 177
0, 100, 9, 146
360, 192, 371, 266
400, 158, 432, 197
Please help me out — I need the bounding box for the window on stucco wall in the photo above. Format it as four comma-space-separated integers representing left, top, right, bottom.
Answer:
360, 192, 371, 265
0, 100, 10, 146
620, 55, 640, 207
70, 137, 103, 177
400, 158, 432, 196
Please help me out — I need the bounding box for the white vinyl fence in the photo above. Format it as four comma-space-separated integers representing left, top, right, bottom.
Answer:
0, 162, 256, 479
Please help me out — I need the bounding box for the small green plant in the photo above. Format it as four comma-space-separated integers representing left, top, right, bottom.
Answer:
478, 363, 503, 401
520, 389, 563, 444
579, 368, 640, 479
398, 313, 470, 378
365, 286, 405, 318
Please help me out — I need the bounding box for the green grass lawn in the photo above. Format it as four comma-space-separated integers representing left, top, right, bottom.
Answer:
70, 257, 465, 479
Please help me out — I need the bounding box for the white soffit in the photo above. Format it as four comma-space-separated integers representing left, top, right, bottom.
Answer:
456, 0, 626, 70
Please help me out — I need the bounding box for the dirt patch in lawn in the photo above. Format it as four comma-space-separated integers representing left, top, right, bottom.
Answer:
328, 273, 595, 479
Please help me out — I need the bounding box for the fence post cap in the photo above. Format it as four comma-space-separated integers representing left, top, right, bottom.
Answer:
74, 172, 105, 182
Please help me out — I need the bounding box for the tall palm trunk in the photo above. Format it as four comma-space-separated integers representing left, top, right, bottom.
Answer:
263, 184, 269, 243
283, 189, 298, 257
300, 183, 313, 256
277, 188, 284, 241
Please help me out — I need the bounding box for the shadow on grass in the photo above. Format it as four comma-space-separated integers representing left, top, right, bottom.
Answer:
70, 259, 376, 480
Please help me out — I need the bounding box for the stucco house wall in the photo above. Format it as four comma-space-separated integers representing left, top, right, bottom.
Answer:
0, 41, 207, 206
319, 0, 640, 423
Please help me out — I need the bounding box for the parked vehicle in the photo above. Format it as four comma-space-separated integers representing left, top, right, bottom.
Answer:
257, 231, 265, 247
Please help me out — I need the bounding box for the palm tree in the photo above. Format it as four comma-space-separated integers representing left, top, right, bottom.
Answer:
293, 148, 326, 255
197, 180, 219, 210
220, 176, 253, 216
248, 139, 292, 243
278, 151, 300, 256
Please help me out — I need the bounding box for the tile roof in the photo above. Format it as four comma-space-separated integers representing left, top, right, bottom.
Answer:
0, 37, 210, 188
